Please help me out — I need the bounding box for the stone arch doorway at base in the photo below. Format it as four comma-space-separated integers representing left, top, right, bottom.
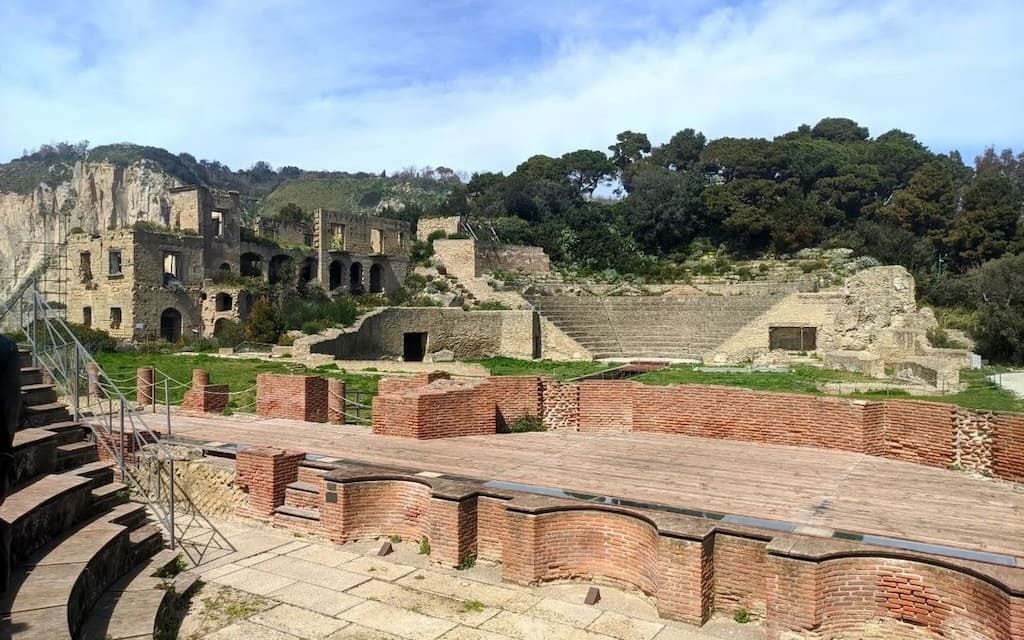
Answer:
350, 262, 364, 293
369, 263, 383, 293
160, 308, 182, 342
329, 260, 343, 290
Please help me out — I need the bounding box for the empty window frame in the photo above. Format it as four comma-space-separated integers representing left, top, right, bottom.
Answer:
211, 211, 224, 238
109, 307, 122, 329
108, 249, 123, 276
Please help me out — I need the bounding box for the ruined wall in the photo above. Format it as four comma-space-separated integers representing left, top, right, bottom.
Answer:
311, 307, 538, 360
415, 216, 463, 241
474, 242, 550, 275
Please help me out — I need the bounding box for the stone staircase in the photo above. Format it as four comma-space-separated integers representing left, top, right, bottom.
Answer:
527, 294, 780, 360
272, 463, 329, 534
1, 348, 198, 639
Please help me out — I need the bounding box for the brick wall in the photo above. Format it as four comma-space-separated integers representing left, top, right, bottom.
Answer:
322, 479, 431, 543
816, 557, 1012, 640
476, 495, 509, 562
483, 376, 543, 431
880, 400, 955, 467
540, 379, 579, 431
713, 534, 770, 619
256, 373, 328, 422
993, 413, 1024, 483
234, 447, 305, 519
180, 369, 229, 414
373, 379, 495, 439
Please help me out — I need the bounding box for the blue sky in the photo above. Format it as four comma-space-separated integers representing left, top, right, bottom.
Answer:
1, 0, 1022, 173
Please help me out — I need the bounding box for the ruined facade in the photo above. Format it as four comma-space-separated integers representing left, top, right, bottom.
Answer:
66, 188, 412, 342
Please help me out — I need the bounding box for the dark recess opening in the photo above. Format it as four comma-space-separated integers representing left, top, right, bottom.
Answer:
403, 332, 427, 362
769, 326, 817, 351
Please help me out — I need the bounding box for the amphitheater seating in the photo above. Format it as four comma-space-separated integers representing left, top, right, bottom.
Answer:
0, 348, 197, 639
529, 294, 779, 360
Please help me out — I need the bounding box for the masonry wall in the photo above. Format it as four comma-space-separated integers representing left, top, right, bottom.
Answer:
474, 242, 550, 275
256, 374, 328, 422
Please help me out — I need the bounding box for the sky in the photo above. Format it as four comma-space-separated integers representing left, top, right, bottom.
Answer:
1, 0, 1022, 174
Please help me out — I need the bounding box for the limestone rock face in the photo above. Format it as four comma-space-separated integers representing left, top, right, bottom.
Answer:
833, 265, 933, 352
0, 161, 181, 292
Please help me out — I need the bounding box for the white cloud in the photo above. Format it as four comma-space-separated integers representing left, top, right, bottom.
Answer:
1, 0, 1021, 172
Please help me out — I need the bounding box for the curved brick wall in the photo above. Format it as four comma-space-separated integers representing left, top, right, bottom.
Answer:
815, 556, 1013, 640
513, 507, 661, 595
337, 479, 432, 541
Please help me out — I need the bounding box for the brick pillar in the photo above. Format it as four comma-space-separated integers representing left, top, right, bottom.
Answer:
1010, 595, 1024, 640
501, 510, 538, 584
136, 367, 155, 409
87, 363, 102, 399
328, 378, 346, 424
321, 479, 344, 544
765, 554, 820, 639
427, 496, 478, 567
235, 447, 306, 519
655, 535, 714, 625
192, 369, 210, 386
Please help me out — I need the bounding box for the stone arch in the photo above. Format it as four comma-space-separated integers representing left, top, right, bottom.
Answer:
213, 318, 230, 337
215, 292, 233, 312
218, 262, 231, 273
240, 252, 263, 279
369, 263, 383, 293
159, 308, 182, 342
299, 257, 317, 285
329, 260, 343, 291
349, 262, 364, 293
269, 254, 293, 285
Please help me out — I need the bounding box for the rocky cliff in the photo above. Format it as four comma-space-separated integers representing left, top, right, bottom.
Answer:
0, 161, 181, 291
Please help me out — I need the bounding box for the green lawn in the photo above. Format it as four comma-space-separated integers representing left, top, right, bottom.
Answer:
470, 357, 612, 380
93, 352, 379, 413
632, 364, 871, 393
854, 367, 1024, 413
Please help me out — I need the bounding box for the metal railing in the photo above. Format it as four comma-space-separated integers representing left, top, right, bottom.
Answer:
10, 281, 234, 566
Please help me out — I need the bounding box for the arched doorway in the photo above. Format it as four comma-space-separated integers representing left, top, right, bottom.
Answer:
159, 308, 182, 342
369, 264, 383, 293
299, 257, 317, 285
269, 254, 293, 285
349, 262, 363, 293
213, 318, 229, 336
219, 262, 231, 273
329, 260, 343, 290
240, 253, 263, 279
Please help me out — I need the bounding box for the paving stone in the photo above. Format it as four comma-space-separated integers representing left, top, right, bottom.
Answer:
198, 562, 245, 581
438, 626, 510, 640
286, 543, 361, 567
238, 551, 281, 567
341, 555, 417, 581
267, 580, 364, 616
588, 611, 665, 640
272, 540, 312, 555
206, 619, 302, 639
480, 611, 613, 640
250, 603, 349, 638
348, 579, 500, 627
396, 570, 540, 613
325, 623, 401, 639
536, 583, 662, 621
528, 597, 603, 628
252, 554, 371, 591
213, 566, 298, 596
340, 600, 457, 640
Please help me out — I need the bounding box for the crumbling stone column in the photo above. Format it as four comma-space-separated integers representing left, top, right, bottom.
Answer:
327, 378, 346, 424
234, 447, 306, 519
87, 363, 102, 399
136, 367, 155, 409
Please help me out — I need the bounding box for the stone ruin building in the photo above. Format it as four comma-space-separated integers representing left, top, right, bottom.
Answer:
65, 185, 412, 342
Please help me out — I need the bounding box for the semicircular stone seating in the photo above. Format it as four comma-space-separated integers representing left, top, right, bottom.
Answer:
1, 348, 198, 640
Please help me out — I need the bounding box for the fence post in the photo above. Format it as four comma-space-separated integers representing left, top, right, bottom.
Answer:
118, 400, 126, 480
169, 457, 176, 551
72, 345, 80, 421
165, 376, 171, 437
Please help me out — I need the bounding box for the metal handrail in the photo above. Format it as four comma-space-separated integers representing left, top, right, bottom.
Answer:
14, 282, 233, 566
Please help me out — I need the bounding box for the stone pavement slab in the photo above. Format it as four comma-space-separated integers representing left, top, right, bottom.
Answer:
252, 555, 371, 591
267, 580, 363, 616
480, 610, 613, 640
348, 579, 501, 627
213, 566, 298, 595
250, 603, 349, 638
340, 600, 457, 640
528, 596, 604, 628
589, 611, 665, 640
207, 619, 302, 639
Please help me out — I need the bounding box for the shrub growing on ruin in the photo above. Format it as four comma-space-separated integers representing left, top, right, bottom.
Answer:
65, 323, 116, 353
244, 298, 283, 344
506, 415, 545, 433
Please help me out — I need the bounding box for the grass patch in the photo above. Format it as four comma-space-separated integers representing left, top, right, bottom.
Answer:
895, 367, 1024, 413
418, 537, 431, 556
733, 608, 752, 624
505, 415, 545, 433
457, 554, 477, 570
93, 352, 379, 413
461, 599, 485, 612
471, 357, 610, 380
633, 364, 869, 394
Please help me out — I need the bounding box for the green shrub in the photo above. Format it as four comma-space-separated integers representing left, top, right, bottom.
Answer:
244, 298, 283, 344
457, 554, 477, 570
506, 415, 545, 433
64, 323, 117, 353
410, 240, 434, 265
926, 327, 967, 350
733, 608, 751, 624
282, 296, 358, 331
418, 537, 431, 556
426, 230, 448, 242
213, 319, 245, 347
277, 333, 295, 347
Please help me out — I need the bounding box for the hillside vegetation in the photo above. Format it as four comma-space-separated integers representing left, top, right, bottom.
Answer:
5, 117, 1024, 361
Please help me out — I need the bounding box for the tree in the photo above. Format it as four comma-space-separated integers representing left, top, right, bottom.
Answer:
970, 254, 1024, 363
276, 202, 309, 225
560, 149, 614, 198
248, 160, 276, 183
945, 175, 1021, 270
627, 166, 709, 255
809, 117, 870, 143
244, 297, 283, 344
608, 131, 652, 170
877, 160, 958, 238
651, 128, 706, 171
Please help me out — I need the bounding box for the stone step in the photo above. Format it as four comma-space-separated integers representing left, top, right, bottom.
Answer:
21, 382, 58, 406
0, 473, 93, 563
129, 524, 166, 563
20, 366, 45, 386
91, 481, 129, 513
11, 427, 58, 485
65, 460, 116, 490
79, 562, 199, 640
44, 420, 91, 446
18, 350, 33, 368
274, 504, 321, 520
285, 481, 321, 511
0, 514, 135, 640
21, 401, 72, 428
273, 504, 322, 534
56, 440, 99, 471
